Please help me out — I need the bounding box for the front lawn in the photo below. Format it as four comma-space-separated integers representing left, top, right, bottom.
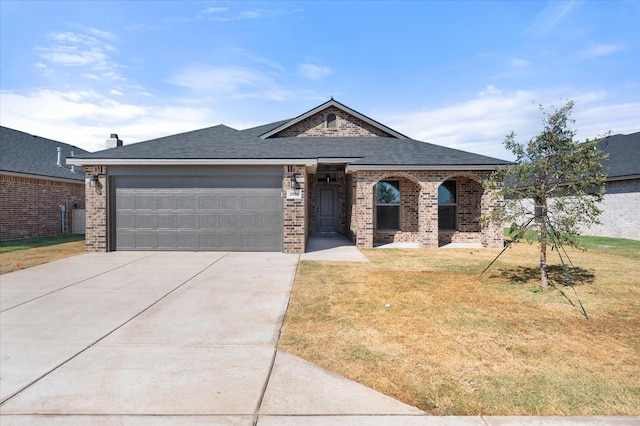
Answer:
0, 235, 85, 274
279, 236, 640, 415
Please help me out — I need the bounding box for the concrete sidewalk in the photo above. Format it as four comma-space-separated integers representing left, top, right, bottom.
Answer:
1, 252, 637, 425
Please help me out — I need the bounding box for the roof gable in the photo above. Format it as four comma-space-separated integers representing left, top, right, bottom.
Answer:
259, 99, 408, 139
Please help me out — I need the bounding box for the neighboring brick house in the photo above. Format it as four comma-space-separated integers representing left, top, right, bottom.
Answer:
577, 132, 640, 240
69, 99, 510, 253
0, 126, 87, 241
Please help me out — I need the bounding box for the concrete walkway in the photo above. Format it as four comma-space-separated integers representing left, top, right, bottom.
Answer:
1, 252, 637, 425
301, 234, 369, 262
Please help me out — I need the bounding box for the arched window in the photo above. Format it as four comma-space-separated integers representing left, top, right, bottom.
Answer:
326, 113, 337, 129
438, 180, 457, 229
376, 180, 400, 229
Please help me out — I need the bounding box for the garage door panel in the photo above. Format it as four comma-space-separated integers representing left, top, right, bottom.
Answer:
157, 215, 178, 229
219, 215, 239, 229
158, 234, 178, 250
199, 215, 220, 229
158, 196, 177, 210
117, 214, 136, 229
199, 195, 219, 210
135, 233, 158, 250
177, 233, 199, 249
135, 215, 158, 230
177, 215, 198, 229
114, 169, 282, 251
220, 195, 240, 210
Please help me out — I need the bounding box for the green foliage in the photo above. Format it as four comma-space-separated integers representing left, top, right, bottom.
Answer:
484, 101, 608, 289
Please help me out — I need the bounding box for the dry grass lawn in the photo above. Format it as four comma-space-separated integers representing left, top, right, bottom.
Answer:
279, 240, 640, 415
0, 237, 85, 275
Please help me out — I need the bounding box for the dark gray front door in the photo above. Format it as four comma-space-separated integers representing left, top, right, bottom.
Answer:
316, 186, 338, 233
112, 166, 283, 251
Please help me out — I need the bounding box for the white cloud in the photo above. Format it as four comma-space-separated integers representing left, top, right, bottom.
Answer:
387, 87, 639, 161
0, 90, 213, 152
37, 30, 123, 80
201, 7, 228, 14
578, 43, 625, 58
110, 89, 123, 96
510, 57, 529, 68
168, 66, 270, 93
525, 0, 577, 36
298, 63, 332, 80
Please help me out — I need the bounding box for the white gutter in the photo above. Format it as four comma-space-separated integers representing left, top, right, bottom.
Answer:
607, 174, 640, 182
67, 158, 318, 167
345, 164, 501, 173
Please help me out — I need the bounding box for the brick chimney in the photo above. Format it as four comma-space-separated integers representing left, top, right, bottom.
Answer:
106, 133, 123, 149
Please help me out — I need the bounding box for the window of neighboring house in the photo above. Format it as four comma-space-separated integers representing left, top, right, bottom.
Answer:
327, 113, 337, 129
438, 180, 457, 230
376, 180, 400, 230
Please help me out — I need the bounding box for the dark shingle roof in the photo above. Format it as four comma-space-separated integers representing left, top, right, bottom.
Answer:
598, 132, 640, 179
73, 121, 510, 167
0, 126, 88, 181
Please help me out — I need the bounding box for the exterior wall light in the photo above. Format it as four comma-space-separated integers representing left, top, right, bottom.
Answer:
290, 172, 301, 189
90, 174, 99, 188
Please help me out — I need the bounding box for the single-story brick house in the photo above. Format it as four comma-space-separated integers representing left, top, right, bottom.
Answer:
0, 126, 87, 241
68, 99, 509, 253
577, 131, 640, 240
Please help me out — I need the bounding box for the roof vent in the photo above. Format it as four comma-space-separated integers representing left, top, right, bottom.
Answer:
70, 151, 76, 173
56, 147, 63, 167
106, 133, 123, 149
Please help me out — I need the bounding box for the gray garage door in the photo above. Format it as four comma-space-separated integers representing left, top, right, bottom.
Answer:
113, 167, 282, 251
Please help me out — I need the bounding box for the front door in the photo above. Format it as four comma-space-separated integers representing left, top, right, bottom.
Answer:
316, 186, 338, 233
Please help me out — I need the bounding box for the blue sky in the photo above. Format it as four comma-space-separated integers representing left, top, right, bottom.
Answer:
1, 1, 638, 159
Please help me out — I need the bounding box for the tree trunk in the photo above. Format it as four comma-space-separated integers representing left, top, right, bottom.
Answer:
540, 226, 549, 292
537, 202, 549, 292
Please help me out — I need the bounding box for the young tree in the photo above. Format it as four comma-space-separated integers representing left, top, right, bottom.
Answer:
484, 100, 608, 292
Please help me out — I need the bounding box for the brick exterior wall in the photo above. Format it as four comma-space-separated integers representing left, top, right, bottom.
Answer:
282, 165, 307, 253
272, 107, 394, 138
579, 179, 640, 240
350, 170, 503, 248
0, 174, 84, 241
84, 166, 109, 252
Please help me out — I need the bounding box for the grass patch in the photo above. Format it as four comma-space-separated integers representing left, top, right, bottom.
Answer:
279, 240, 640, 415
0, 235, 85, 274
578, 235, 640, 259
0, 234, 85, 253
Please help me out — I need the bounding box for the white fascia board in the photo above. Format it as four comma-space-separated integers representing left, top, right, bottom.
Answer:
0, 170, 84, 184
345, 164, 500, 173
259, 99, 408, 140
317, 157, 362, 164
67, 158, 318, 167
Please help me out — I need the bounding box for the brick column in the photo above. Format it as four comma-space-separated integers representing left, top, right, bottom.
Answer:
85, 166, 108, 252
481, 190, 504, 248
353, 173, 374, 248
419, 181, 439, 248
282, 165, 307, 253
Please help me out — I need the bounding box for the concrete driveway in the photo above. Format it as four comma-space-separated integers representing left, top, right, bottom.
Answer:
0, 251, 422, 425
